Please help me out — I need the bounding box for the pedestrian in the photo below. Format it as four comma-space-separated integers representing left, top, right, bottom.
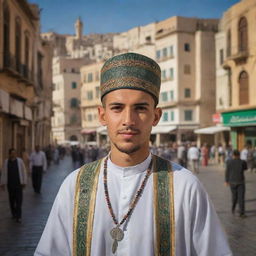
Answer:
187, 142, 200, 173
201, 143, 209, 166
225, 149, 247, 218
35, 53, 231, 255
0, 148, 27, 223
177, 143, 186, 167
30, 145, 47, 194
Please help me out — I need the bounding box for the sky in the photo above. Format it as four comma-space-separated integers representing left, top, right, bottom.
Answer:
29, 0, 240, 35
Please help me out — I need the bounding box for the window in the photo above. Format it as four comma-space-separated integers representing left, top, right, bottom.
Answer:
184, 64, 191, 74
95, 86, 100, 98
24, 31, 30, 78
88, 114, 92, 121
184, 88, 191, 98
87, 91, 93, 100
170, 111, 174, 121
87, 73, 93, 82
156, 50, 161, 60
37, 52, 43, 88
161, 92, 168, 102
70, 114, 77, 124
170, 90, 174, 101
184, 110, 193, 121
95, 71, 99, 81
3, 2, 10, 66
227, 30, 231, 57
71, 68, 75, 73
161, 70, 166, 81
219, 49, 224, 65
15, 17, 22, 73
163, 48, 168, 58
239, 71, 249, 105
238, 17, 248, 52
72, 82, 77, 89
163, 112, 168, 122
169, 46, 174, 57
184, 43, 190, 52
169, 68, 174, 80
70, 98, 79, 108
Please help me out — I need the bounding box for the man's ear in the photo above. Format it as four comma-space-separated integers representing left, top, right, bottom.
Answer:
98, 105, 107, 126
153, 107, 162, 126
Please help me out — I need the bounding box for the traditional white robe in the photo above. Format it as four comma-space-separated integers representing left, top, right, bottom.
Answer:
35, 154, 232, 256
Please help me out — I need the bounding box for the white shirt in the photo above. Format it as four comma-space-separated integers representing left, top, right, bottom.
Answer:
187, 147, 200, 160
35, 155, 232, 256
30, 151, 47, 171
240, 149, 248, 161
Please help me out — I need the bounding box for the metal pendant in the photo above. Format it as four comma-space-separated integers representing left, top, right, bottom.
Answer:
110, 226, 124, 241
112, 239, 118, 254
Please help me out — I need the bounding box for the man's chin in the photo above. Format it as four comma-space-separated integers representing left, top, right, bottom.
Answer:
114, 142, 141, 155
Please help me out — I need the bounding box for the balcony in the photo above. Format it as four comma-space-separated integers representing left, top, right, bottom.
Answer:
226, 50, 249, 65
1, 52, 34, 86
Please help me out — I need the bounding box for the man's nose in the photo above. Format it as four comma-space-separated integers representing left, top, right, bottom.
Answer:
122, 108, 135, 126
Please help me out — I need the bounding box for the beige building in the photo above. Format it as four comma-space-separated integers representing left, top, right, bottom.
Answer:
155, 16, 219, 146
80, 61, 105, 144
52, 56, 91, 144
0, 0, 52, 165
216, 0, 256, 150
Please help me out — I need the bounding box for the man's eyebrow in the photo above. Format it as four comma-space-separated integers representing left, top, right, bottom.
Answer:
134, 102, 150, 106
108, 102, 124, 106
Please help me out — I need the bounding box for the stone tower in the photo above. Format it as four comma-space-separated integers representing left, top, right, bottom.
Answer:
75, 17, 83, 40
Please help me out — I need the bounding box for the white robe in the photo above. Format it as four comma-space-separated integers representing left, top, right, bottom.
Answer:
35, 154, 232, 256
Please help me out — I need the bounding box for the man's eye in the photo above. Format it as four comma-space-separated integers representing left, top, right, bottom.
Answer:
136, 106, 147, 111
111, 106, 122, 111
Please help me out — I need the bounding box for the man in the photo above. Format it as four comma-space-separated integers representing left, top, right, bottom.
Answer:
0, 148, 27, 223
35, 53, 231, 255
225, 149, 247, 218
30, 145, 47, 194
187, 142, 200, 174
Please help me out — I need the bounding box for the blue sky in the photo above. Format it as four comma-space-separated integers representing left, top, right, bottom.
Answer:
29, 0, 240, 35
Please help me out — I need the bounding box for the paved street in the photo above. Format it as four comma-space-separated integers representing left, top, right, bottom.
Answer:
0, 156, 255, 256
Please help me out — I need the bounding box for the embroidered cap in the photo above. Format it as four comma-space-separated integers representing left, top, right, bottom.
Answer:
100, 52, 161, 104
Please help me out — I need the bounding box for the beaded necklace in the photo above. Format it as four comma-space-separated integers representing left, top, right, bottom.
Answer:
103, 156, 152, 254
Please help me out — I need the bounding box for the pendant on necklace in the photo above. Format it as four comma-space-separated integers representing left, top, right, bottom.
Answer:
110, 226, 124, 253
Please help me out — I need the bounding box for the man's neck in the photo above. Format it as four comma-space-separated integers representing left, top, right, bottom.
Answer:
110, 147, 150, 167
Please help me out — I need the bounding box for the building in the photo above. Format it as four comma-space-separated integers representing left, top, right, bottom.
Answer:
0, 0, 52, 165
155, 16, 219, 146
216, 0, 256, 150
51, 56, 92, 143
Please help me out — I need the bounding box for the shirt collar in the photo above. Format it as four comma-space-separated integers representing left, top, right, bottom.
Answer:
107, 153, 152, 177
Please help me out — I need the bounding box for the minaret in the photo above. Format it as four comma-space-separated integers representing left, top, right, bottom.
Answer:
75, 17, 83, 40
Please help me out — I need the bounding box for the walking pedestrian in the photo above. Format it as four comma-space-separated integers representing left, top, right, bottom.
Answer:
201, 143, 209, 167
0, 148, 27, 223
35, 53, 231, 256
225, 149, 247, 218
30, 145, 47, 194
187, 142, 200, 173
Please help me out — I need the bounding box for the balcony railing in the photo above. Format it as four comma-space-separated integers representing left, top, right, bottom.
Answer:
2, 52, 34, 85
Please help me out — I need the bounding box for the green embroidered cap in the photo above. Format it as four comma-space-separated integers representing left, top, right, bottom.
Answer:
100, 52, 161, 104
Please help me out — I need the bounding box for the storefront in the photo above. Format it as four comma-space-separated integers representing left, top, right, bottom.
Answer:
222, 109, 256, 150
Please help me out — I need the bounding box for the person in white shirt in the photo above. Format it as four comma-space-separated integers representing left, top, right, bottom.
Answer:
30, 145, 47, 194
35, 53, 232, 256
187, 142, 200, 174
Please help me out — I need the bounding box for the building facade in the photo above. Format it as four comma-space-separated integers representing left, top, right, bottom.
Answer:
155, 17, 218, 146
216, 0, 256, 150
0, 0, 52, 165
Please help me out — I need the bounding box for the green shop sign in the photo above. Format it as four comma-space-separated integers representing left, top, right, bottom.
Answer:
222, 109, 256, 126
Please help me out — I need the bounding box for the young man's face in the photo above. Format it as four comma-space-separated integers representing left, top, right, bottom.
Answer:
98, 89, 162, 155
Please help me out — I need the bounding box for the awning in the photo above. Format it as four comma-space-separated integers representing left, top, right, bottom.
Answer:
194, 126, 231, 134
10, 98, 24, 118
81, 128, 96, 134
96, 126, 107, 134
151, 125, 176, 134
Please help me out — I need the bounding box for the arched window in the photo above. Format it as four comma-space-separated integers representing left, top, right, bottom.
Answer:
70, 98, 79, 108
3, 2, 10, 66
227, 29, 231, 57
239, 71, 249, 105
15, 17, 22, 72
238, 17, 248, 52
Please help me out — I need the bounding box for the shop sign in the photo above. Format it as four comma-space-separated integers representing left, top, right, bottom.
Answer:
222, 109, 256, 126
212, 113, 221, 123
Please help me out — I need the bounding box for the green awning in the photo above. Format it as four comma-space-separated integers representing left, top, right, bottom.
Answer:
222, 109, 256, 127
